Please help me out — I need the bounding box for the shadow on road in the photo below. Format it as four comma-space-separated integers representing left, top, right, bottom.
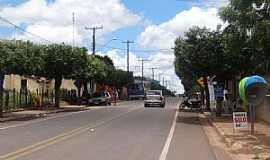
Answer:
177, 110, 210, 127
177, 115, 201, 125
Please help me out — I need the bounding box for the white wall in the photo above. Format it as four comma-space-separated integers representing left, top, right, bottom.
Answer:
256, 96, 270, 123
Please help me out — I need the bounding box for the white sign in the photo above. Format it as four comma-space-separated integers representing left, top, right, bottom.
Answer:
233, 112, 248, 129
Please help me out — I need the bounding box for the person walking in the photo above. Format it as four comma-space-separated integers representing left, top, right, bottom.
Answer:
113, 88, 118, 105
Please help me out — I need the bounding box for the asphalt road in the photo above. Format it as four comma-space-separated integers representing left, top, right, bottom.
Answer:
0, 97, 232, 160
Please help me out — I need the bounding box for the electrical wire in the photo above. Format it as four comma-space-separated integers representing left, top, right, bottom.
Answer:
0, 16, 54, 44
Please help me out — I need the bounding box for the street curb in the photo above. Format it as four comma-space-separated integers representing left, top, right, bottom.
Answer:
200, 113, 233, 147
0, 100, 129, 123
0, 107, 89, 123
198, 113, 239, 160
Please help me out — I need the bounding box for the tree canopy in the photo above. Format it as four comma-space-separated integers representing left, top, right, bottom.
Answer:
174, 0, 270, 92
0, 40, 134, 115
173, 0, 270, 111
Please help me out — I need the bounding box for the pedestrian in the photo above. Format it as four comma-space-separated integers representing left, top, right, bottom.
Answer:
113, 89, 118, 105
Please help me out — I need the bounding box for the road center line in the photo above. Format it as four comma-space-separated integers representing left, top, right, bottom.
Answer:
0, 107, 141, 160
0, 103, 131, 130
159, 110, 178, 160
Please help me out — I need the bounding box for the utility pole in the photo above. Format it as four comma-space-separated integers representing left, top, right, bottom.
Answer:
72, 12, 75, 49
148, 67, 157, 80
165, 80, 169, 88
163, 77, 165, 86
138, 59, 149, 79
13, 26, 16, 44
122, 40, 134, 72
85, 25, 103, 55
159, 73, 162, 83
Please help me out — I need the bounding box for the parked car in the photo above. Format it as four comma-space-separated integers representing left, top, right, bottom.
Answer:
144, 90, 165, 108
88, 91, 111, 105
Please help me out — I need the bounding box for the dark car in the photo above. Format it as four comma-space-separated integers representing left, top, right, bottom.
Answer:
88, 91, 111, 106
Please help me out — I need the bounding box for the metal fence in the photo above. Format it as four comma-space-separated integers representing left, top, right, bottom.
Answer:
2, 89, 54, 112
2, 89, 78, 112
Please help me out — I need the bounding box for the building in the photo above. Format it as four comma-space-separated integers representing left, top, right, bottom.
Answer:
3, 74, 78, 93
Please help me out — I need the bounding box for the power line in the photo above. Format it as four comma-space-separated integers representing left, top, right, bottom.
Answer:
103, 45, 172, 53
0, 16, 54, 44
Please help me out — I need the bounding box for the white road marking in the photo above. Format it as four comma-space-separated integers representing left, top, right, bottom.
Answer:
159, 110, 178, 160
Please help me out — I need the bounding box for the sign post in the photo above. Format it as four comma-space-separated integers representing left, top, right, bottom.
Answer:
239, 75, 267, 135
249, 105, 255, 135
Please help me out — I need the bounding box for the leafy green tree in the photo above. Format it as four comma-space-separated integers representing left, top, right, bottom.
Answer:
95, 55, 115, 69
0, 40, 45, 116
219, 0, 270, 75
109, 69, 134, 90
43, 44, 87, 107
0, 41, 14, 117
174, 27, 229, 110
150, 81, 175, 96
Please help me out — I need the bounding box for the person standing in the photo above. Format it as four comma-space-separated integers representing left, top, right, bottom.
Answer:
113, 88, 118, 105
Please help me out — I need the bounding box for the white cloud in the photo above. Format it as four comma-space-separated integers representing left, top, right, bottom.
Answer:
148, 52, 184, 93
0, 0, 141, 44
137, 7, 224, 93
98, 50, 185, 94
188, 0, 229, 8
138, 7, 223, 49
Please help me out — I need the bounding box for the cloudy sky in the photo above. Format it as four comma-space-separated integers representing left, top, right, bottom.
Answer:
0, 0, 228, 93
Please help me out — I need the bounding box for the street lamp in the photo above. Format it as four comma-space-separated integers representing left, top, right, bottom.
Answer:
97, 38, 117, 52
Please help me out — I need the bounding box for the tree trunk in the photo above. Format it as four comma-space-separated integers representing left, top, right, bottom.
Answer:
216, 98, 222, 117
203, 76, 210, 111
200, 87, 205, 109
78, 87, 81, 98
54, 76, 62, 108
74, 80, 82, 98
0, 74, 4, 118
82, 80, 88, 97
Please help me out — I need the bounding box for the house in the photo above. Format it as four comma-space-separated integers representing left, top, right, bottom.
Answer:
3, 74, 78, 94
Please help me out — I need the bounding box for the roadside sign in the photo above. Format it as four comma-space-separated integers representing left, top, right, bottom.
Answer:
233, 112, 248, 129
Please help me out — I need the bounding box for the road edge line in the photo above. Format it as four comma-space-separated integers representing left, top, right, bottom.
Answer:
159, 110, 178, 160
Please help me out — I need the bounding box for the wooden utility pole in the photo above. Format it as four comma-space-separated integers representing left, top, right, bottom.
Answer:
138, 59, 149, 79
122, 40, 134, 72
85, 26, 103, 55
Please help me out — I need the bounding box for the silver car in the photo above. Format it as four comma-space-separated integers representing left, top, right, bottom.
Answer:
88, 91, 111, 106
144, 90, 165, 108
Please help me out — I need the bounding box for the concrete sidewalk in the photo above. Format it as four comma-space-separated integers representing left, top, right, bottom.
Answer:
203, 112, 270, 160
0, 105, 89, 122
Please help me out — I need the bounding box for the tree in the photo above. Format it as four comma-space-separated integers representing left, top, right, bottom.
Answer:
43, 44, 87, 108
0, 40, 45, 116
0, 41, 14, 117
174, 27, 229, 110
109, 69, 134, 90
219, 0, 270, 75
150, 81, 175, 96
